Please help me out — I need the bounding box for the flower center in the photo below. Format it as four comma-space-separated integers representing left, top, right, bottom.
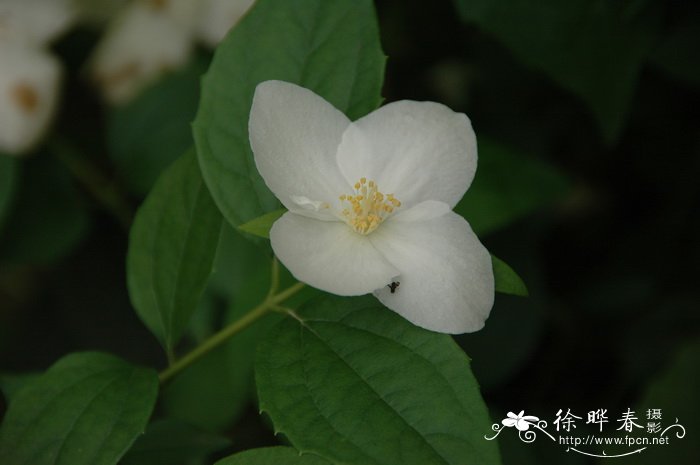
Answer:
339, 177, 401, 235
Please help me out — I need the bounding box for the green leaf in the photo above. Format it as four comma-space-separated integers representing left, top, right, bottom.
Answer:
492, 255, 528, 296
208, 225, 273, 300
162, 226, 318, 432
238, 209, 286, 239
456, 139, 569, 235
453, 0, 661, 142
615, 339, 700, 465
0, 154, 89, 264
160, 345, 248, 433
256, 296, 502, 465
161, 227, 275, 431
0, 372, 40, 401
215, 447, 333, 465
108, 56, 208, 196
161, 304, 279, 432
120, 419, 230, 465
0, 352, 158, 465
0, 156, 17, 232
127, 149, 223, 353
193, 0, 385, 229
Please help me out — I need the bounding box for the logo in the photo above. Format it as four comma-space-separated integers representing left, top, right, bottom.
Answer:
485, 408, 686, 459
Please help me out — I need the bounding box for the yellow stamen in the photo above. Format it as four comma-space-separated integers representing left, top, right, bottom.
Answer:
339, 178, 402, 235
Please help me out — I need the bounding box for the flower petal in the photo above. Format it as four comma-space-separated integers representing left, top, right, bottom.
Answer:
336, 100, 477, 209
389, 200, 451, 223
250, 81, 352, 213
270, 212, 399, 296
370, 211, 494, 333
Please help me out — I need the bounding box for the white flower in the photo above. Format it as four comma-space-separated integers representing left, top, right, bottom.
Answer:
502, 411, 540, 431
73, 0, 129, 27
0, 0, 77, 46
148, 0, 202, 33
0, 42, 61, 156
249, 81, 494, 334
88, 0, 256, 103
195, 0, 255, 47
88, 0, 194, 104
0, 0, 72, 155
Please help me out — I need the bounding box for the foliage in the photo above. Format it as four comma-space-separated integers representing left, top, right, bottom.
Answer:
127, 149, 222, 354
256, 295, 501, 465
193, 0, 386, 228
0, 353, 158, 465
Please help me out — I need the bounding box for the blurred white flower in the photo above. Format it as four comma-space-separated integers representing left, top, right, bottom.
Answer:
88, 0, 256, 104
196, 0, 255, 47
73, 0, 130, 27
148, 0, 201, 32
0, 42, 61, 156
249, 80, 495, 334
89, 0, 194, 104
0, 0, 77, 46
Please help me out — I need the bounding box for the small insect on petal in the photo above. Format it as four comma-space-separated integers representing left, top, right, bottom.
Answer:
388, 281, 400, 294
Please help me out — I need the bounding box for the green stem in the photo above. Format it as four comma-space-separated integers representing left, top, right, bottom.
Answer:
48, 136, 134, 231
267, 256, 280, 299
158, 281, 305, 384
